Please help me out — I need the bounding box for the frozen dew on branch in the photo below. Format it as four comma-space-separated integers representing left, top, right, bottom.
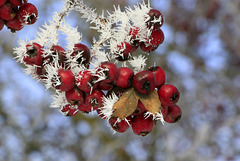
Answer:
129, 55, 147, 73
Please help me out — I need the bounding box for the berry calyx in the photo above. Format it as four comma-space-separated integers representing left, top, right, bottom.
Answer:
148, 66, 166, 88
18, 3, 38, 25
131, 113, 155, 136
133, 70, 155, 94
0, 3, 18, 20
109, 116, 131, 133
115, 67, 134, 89
99, 61, 117, 83
71, 43, 90, 68
164, 104, 182, 123
158, 84, 180, 106
23, 43, 43, 66
65, 87, 85, 106
147, 9, 164, 28
53, 69, 75, 92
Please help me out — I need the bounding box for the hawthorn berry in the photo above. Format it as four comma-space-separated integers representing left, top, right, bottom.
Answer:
161, 105, 168, 118
132, 100, 147, 116
18, 3, 38, 25
147, 9, 164, 28
131, 113, 155, 136
65, 87, 85, 106
61, 104, 79, 116
164, 104, 182, 123
85, 89, 105, 111
0, 2, 18, 20
109, 116, 131, 133
158, 84, 180, 106
146, 28, 164, 47
133, 70, 155, 94
129, 27, 139, 40
45, 45, 67, 67
10, 0, 28, 6
98, 81, 114, 91
78, 104, 92, 113
71, 43, 90, 68
148, 66, 166, 88
0, 18, 4, 31
140, 43, 156, 52
99, 61, 117, 83
76, 70, 99, 93
0, 0, 7, 7
115, 67, 134, 89
23, 43, 43, 66
115, 42, 133, 61
5, 16, 24, 32
53, 69, 75, 92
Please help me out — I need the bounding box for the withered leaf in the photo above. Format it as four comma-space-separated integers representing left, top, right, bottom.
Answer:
136, 89, 162, 114
112, 87, 139, 119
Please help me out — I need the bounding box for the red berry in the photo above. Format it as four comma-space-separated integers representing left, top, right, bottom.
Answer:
44, 45, 67, 67
148, 66, 166, 88
0, 18, 5, 31
98, 81, 114, 91
132, 100, 147, 116
9, 0, 28, 6
161, 105, 168, 118
18, 3, 38, 25
115, 67, 134, 89
71, 43, 90, 68
76, 71, 99, 93
53, 69, 75, 91
133, 70, 155, 94
0, 2, 18, 20
65, 87, 85, 106
78, 104, 92, 113
164, 104, 182, 123
147, 9, 164, 28
85, 89, 105, 111
109, 116, 131, 133
140, 43, 156, 52
131, 113, 155, 136
61, 104, 79, 116
23, 43, 43, 66
158, 84, 180, 106
147, 28, 164, 47
0, 0, 7, 7
115, 42, 133, 61
100, 61, 117, 83
5, 16, 24, 32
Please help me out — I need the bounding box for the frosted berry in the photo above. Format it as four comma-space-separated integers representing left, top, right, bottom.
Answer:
147, 9, 164, 28
100, 61, 117, 83
0, 0, 7, 7
147, 28, 164, 47
164, 104, 182, 123
148, 66, 166, 88
131, 113, 155, 136
23, 43, 43, 66
76, 71, 99, 93
109, 116, 131, 133
5, 16, 24, 32
18, 3, 38, 25
53, 69, 75, 92
65, 87, 85, 106
45, 45, 67, 67
140, 43, 156, 52
133, 70, 155, 94
0, 3, 18, 20
71, 43, 90, 68
115, 42, 133, 61
0, 18, 5, 31
129, 27, 139, 39
85, 89, 105, 111
10, 0, 28, 6
158, 84, 180, 106
115, 67, 134, 89
61, 104, 79, 116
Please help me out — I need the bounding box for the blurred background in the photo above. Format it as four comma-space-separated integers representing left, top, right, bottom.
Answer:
0, 0, 240, 161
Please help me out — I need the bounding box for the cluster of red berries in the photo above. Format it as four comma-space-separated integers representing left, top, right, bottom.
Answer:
18, 7, 182, 136
114, 9, 165, 62
0, 0, 38, 32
